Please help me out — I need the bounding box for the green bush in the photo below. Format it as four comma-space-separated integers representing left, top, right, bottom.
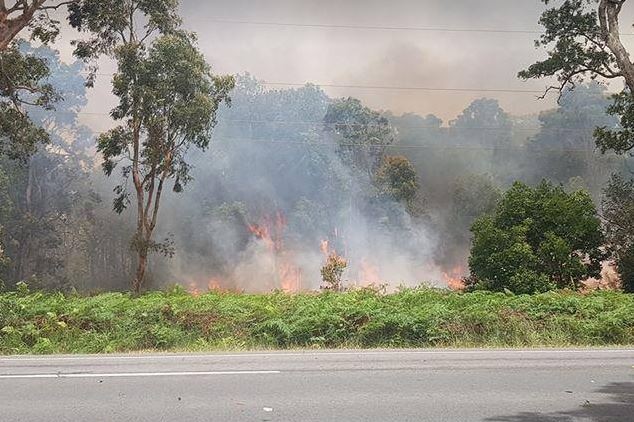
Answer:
469, 181, 604, 293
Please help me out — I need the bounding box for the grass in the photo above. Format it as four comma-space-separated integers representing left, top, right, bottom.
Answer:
1, 286, 633, 354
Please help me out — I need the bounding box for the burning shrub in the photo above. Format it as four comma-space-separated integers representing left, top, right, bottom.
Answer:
320, 253, 347, 292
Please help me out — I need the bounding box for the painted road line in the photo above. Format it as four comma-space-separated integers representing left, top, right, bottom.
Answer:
0, 370, 281, 379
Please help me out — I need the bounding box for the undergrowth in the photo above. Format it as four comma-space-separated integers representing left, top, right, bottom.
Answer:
1, 286, 633, 354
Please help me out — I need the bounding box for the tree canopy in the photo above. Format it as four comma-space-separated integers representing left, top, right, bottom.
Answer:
469, 181, 604, 293
521, 0, 634, 155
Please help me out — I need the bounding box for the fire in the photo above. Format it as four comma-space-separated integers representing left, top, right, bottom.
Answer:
442, 266, 466, 291
188, 282, 201, 297
207, 278, 221, 291
247, 211, 302, 292
358, 258, 381, 286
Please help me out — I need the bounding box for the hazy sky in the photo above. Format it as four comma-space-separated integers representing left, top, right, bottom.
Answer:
56, 0, 634, 131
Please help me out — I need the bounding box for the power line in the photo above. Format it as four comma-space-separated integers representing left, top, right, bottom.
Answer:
77, 72, 548, 95
64, 113, 598, 134
197, 18, 634, 37
259, 82, 546, 94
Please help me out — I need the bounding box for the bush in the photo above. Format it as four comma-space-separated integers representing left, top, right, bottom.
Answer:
469, 181, 604, 293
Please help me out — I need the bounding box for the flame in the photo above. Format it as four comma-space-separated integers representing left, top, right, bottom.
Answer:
188, 282, 201, 297
358, 258, 381, 286
442, 266, 466, 291
207, 278, 221, 291
247, 211, 301, 292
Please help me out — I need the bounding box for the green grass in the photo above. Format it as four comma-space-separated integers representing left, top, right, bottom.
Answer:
1, 286, 633, 354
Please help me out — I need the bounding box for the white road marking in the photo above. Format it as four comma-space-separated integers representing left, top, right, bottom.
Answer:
0, 370, 281, 379
0, 349, 632, 362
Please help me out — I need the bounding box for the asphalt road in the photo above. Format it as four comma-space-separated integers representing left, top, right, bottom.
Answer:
1, 349, 633, 421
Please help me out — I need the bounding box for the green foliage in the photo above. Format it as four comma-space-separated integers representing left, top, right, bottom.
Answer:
469, 181, 605, 293
521, 1, 634, 156
595, 92, 634, 154
375, 155, 418, 204
69, 0, 182, 85
518, 0, 614, 90
0, 43, 58, 159
98, 32, 234, 206
0, 288, 633, 354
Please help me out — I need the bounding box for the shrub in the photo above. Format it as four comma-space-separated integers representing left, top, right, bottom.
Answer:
469, 181, 604, 293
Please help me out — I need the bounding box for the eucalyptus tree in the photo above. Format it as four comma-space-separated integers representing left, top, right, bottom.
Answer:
521, 0, 634, 154
0, 0, 71, 160
70, 1, 233, 292
0, 0, 73, 50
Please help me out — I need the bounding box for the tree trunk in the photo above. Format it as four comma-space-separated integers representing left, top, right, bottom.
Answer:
599, 0, 634, 92
132, 249, 147, 295
0, 1, 46, 51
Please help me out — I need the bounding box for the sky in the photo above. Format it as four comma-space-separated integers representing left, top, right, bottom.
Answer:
51, 0, 634, 131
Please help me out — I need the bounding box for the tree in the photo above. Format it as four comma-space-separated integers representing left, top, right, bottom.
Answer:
520, 0, 634, 155
469, 181, 605, 293
0, 0, 73, 50
375, 155, 418, 205
529, 82, 621, 191
0, 1, 77, 159
0, 43, 99, 290
98, 33, 233, 293
66, 0, 233, 292
67, 0, 181, 85
324, 97, 396, 177
603, 174, 634, 292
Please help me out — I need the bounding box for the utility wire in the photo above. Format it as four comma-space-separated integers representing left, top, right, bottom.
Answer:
62, 112, 602, 134
77, 72, 550, 94
259, 82, 546, 94
196, 18, 634, 37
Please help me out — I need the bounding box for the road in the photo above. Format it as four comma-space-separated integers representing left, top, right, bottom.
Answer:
1, 349, 633, 421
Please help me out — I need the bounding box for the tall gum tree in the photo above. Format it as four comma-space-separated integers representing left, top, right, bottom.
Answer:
73, 1, 234, 293
0, 0, 74, 50
520, 0, 634, 154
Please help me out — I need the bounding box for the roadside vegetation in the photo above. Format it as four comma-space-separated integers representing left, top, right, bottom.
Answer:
1, 286, 633, 355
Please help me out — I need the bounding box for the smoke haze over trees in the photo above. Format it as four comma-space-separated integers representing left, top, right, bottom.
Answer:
1, 0, 634, 293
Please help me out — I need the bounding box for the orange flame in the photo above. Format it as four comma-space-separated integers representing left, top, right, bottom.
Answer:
358, 258, 381, 286
248, 211, 301, 292
442, 266, 466, 291
188, 282, 201, 297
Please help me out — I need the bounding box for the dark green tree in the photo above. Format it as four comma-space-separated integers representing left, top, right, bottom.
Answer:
0, 1, 72, 50
469, 181, 605, 293
0, 42, 57, 159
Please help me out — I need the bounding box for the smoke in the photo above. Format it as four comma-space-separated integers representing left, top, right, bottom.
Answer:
38, 0, 631, 292
148, 76, 445, 292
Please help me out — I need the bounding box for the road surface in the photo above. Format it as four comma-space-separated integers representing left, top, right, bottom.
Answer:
1, 349, 633, 421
